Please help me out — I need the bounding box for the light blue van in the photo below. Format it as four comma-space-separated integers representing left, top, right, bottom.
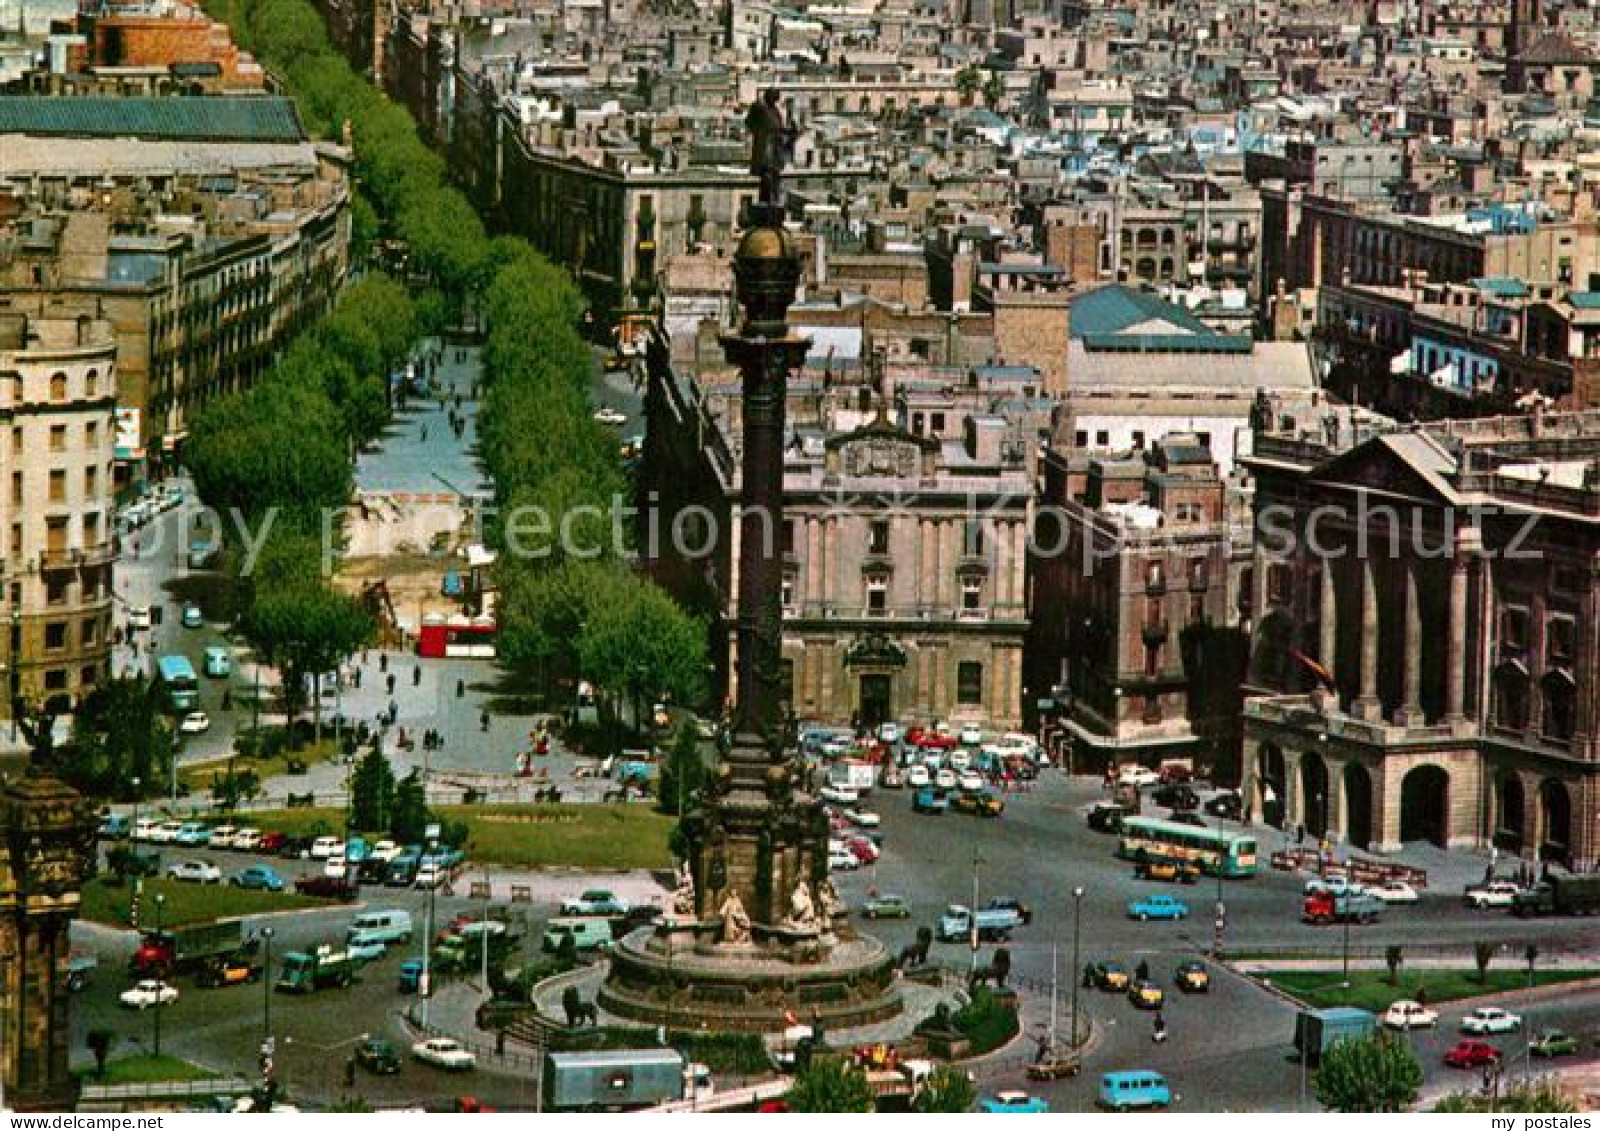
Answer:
1097, 1070, 1172, 1111
203, 645, 231, 678
347, 909, 414, 948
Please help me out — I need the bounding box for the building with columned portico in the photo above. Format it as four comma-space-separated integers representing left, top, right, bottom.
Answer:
1240, 404, 1600, 869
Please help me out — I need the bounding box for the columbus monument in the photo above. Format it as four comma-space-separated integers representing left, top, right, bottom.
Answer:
600, 92, 901, 1032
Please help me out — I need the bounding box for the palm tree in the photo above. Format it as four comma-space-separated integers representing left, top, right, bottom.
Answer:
1384, 945, 1404, 986
1474, 940, 1496, 984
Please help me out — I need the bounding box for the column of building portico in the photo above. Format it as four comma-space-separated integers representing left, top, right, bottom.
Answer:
1375, 763, 1403, 854
1326, 754, 1348, 843
1318, 562, 1338, 704
1394, 563, 1425, 727
1239, 736, 1260, 823
1283, 748, 1304, 831
1250, 544, 1270, 635
1444, 533, 1475, 725
941, 519, 959, 610
805, 517, 822, 607
1351, 557, 1382, 722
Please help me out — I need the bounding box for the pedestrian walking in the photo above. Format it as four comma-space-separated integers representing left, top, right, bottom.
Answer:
480, 708, 490, 732
1152, 1013, 1167, 1044
456, 678, 465, 698
413, 665, 421, 687
379, 653, 388, 674
386, 673, 396, 696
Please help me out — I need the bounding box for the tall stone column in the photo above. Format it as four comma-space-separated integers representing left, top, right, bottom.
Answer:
1284, 750, 1304, 829
1239, 736, 1260, 824
1395, 562, 1424, 727
1327, 758, 1348, 843
1445, 552, 1469, 723
1352, 557, 1382, 721
1319, 562, 1338, 695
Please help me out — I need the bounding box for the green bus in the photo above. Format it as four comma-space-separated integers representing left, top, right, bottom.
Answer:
1116, 816, 1259, 878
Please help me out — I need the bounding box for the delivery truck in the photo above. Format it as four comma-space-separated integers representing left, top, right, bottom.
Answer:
1293, 1007, 1378, 1066
543, 1049, 686, 1111
129, 921, 254, 978
1512, 871, 1600, 916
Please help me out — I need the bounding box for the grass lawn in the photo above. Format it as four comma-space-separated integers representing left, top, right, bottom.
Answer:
78, 1055, 216, 1085
1261, 967, 1600, 1011
223, 803, 674, 870
80, 875, 332, 929
178, 739, 340, 794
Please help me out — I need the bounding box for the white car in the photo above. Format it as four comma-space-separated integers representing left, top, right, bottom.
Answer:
178, 711, 211, 735
819, 784, 859, 806
1117, 765, 1161, 788
828, 850, 860, 872
324, 854, 348, 879
1371, 880, 1419, 904
132, 818, 160, 842
415, 861, 448, 889
1304, 876, 1359, 897
877, 722, 902, 745
207, 825, 239, 849
1462, 1007, 1523, 1035
947, 748, 972, 771
411, 1037, 476, 1071
369, 839, 402, 863
120, 979, 179, 1009
147, 820, 184, 844
958, 725, 983, 746
906, 765, 931, 789
592, 407, 627, 426
309, 836, 342, 860
847, 810, 881, 829
231, 828, 261, 852
168, 859, 222, 884
1465, 881, 1522, 909
1382, 1000, 1439, 1030
958, 770, 985, 792
933, 768, 958, 791
126, 605, 152, 630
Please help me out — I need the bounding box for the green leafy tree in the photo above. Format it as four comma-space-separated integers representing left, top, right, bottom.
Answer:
657, 723, 705, 818
577, 573, 708, 712
786, 1056, 876, 1113
391, 770, 430, 845
982, 71, 1005, 109
349, 745, 396, 833
1314, 1033, 1423, 1113
238, 578, 372, 745
1474, 940, 1495, 984
66, 678, 172, 799
955, 65, 982, 104
912, 1066, 977, 1113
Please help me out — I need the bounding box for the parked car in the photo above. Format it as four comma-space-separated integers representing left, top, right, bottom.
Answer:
411, 1038, 476, 1071
202, 645, 231, 678
845, 837, 879, 864
591, 407, 627, 427
1465, 881, 1522, 909
1127, 895, 1189, 921
230, 865, 285, 892
178, 711, 211, 735
397, 959, 425, 994
1150, 784, 1199, 811
181, 604, 203, 628
147, 820, 184, 844
933, 769, 958, 791
1443, 1040, 1502, 1069
1461, 1007, 1522, 1035
369, 840, 403, 863
828, 850, 860, 872
231, 828, 261, 852
1370, 880, 1420, 904
1530, 1029, 1579, 1058
256, 831, 287, 854
957, 770, 985, 792
981, 897, 1033, 925
1117, 765, 1161, 788
1382, 1000, 1439, 1030
414, 861, 450, 889
561, 890, 630, 917
356, 1036, 402, 1075
861, 894, 911, 920
911, 788, 949, 815
97, 813, 131, 840
906, 765, 931, 789
847, 809, 881, 829
294, 875, 358, 900
952, 790, 1004, 817
1174, 960, 1210, 993
1202, 792, 1243, 819
957, 725, 984, 746
819, 784, 859, 806
309, 836, 343, 860
168, 859, 222, 884
173, 822, 212, 846
1136, 859, 1200, 884
1087, 802, 1132, 833
120, 979, 179, 1009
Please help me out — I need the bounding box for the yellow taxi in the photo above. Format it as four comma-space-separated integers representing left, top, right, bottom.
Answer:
1174, 960, 1210, 993
1128, 980, 1165, 1010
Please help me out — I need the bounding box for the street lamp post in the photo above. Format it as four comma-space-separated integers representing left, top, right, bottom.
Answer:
152, 893, 166, 1057
969, 845, 982, 974
1070, 886, 1084, 1047
262, 927, 274, 1041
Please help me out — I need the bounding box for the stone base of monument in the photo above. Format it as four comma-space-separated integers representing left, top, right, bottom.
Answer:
597, 922, 904, 1033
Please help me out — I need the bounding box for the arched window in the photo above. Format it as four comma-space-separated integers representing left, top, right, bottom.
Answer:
49, 372, 67, 400
1494, 660, 1530, 730
1542, 670, 1575, 742
85, 368, 97, 397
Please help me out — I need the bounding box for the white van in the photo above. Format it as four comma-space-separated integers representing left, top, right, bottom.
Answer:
347, 910, 414, 948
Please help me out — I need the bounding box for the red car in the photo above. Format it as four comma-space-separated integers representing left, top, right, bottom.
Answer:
294, 875, 359, 901
256, 831, 287, 854
907, 728, 956, 750
1444, 1040, 1502, 1069
846, 837, 879, 864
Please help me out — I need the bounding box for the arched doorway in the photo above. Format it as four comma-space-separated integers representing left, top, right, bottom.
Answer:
1343, 763, 1373, 849
1539, 780, 1572, 865
1495, 774, 1524, 852
1300, 752, 1330, 838
1400, 765, 1450, 846
1257, 744, 1286, 828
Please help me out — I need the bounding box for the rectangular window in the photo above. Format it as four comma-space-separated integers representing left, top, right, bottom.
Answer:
11, 472, 21, 505
1500, 604, 1530, 651
85, 466, 98, 496
1095, 430, 1110, 446
1131, 430, 1145, 449
48, 468, 66, 502
49, 424, 66, 451
866, 573, 888, 614
81, 618, 97, 646
44, 621, 67, 650
1547, 616, 1575, 666
11, 427, 21, 454
45, 576, 67, 605
86, 421, 98, 447
962, 576, 983, 612
1075, 430, 1088, 447
869, 519, 890, 555
1188, 557, 1207, 587
931, 412, 946, 433
781, 573, 796, 610
957, 661, 984, 705
1189, 593, 1206, 624
44, 669, 67, 691
1146, 561, 1165, 590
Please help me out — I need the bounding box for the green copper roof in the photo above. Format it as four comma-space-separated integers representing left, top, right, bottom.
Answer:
0, 97, 305, 143
1070, 285, 1216, 338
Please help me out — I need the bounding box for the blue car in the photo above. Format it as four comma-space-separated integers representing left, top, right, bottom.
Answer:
173, 821, 212, 846
397, 959, 425, 994
912, 788, 949, 815
230, 865, 285, 892
1098, 1070, 1172, 1110
1127, 895, 1189, 921
978, 1091, 1050, 1113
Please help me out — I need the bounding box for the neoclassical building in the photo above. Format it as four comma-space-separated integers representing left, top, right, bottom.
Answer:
1240, 406, 1600, 868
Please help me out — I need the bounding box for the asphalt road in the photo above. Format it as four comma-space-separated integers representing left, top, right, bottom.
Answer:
70, 772, 1600, 1112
